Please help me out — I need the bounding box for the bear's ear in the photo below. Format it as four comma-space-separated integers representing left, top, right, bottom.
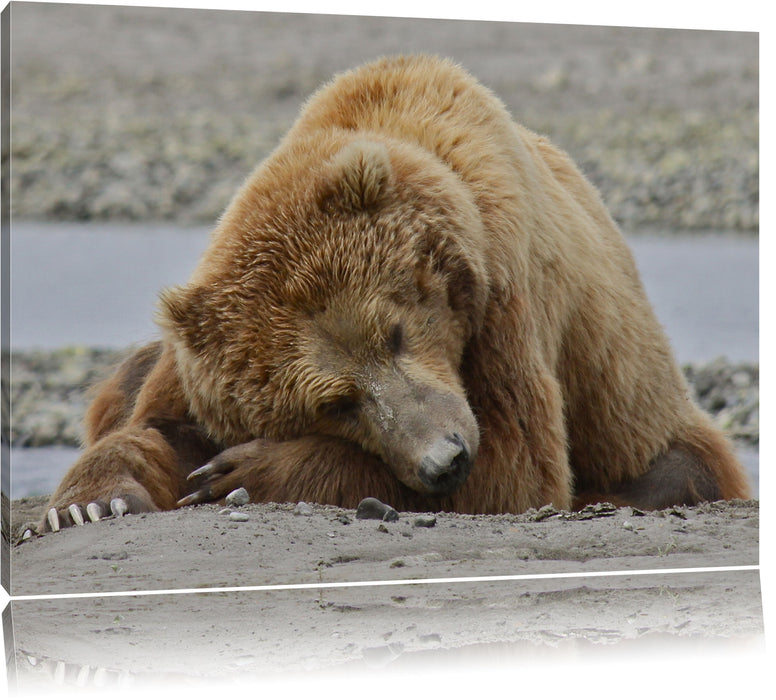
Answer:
156, 284, 189, 331
156, 283, 212, 351
321, 140, 393, 212
416, 236, 489, 335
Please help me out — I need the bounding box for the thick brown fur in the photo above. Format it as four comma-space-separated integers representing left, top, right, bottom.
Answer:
42, 56, 750, 530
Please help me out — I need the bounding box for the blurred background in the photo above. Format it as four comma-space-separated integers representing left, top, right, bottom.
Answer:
5, 4, 759, 500
10, 4, 758, 229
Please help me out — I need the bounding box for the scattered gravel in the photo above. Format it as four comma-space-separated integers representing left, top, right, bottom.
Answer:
684, 358, 759, 444
3, 348, 759, 450
3, 347, 126, 447
9, 5, 757, 233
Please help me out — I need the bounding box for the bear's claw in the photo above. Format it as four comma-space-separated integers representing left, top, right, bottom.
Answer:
179, 458, 242, 506
110, 498, 128, 517
68, 504, 85, 526
86, 502, 104, 522
47, 508, 60, 533
176, 488, 212, 507
187, 460, 230, 480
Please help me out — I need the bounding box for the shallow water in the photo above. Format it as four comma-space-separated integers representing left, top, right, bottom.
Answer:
10, 222, 211, 350
7, 222, 759, 500
9, 223, 758, 363
10, 446, 79, 500
627, 234, 758, 363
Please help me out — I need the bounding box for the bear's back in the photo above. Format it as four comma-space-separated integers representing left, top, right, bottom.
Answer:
288, 55, 534, 195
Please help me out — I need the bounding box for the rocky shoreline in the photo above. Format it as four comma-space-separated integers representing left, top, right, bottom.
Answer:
10, 6, 758, 233
4, 349, 759, 449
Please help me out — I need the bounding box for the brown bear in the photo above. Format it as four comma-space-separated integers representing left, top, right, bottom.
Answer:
41, 55, 750, 532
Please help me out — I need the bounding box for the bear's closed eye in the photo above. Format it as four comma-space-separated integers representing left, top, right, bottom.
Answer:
387, 323, 404, 355
320, 396, 359, 418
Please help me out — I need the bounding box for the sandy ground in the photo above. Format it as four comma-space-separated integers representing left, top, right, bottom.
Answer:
5, 498, 762, 690
9, 499, 760, 596
6, 569, 764, 692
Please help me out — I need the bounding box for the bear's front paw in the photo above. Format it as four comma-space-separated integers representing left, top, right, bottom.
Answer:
40, 493, 153, 533
177, 454, 247, 507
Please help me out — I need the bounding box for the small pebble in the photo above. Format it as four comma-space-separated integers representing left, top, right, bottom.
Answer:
294, 501, 314, 516
532, 504, 560, 521
225, 488, 250, 507
413, 515, 437, 528
219, 508, 232, 516
228, 512, 249, 522
623, 520, 634, 531
593, 502, 617, 514
356, 497, 399, 522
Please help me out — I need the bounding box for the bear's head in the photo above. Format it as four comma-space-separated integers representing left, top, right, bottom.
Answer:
158, 136, 490, 496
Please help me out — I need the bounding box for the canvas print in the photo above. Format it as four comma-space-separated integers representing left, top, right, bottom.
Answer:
0, 1, 761, 691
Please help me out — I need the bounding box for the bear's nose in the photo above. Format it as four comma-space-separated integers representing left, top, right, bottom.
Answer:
419, 432, 473, 494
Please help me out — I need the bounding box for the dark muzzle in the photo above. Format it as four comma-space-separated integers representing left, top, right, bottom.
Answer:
418, 432, 473, 495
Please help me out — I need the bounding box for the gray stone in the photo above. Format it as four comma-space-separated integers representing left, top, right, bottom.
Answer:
294, 501, 314, 516
413, 515, 437, 528
356, 497, 399, 522
225, 488, 250, 507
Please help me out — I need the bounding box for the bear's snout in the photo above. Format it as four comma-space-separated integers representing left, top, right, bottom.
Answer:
418, 432, 473, 495
359, 368, 479, 495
